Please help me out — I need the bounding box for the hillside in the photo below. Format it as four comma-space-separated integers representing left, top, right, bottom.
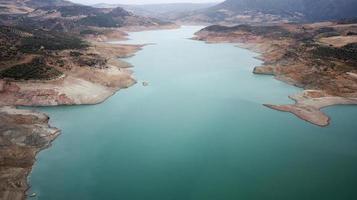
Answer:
92, 3, 218, 21
179, 0, 357, 24
0, 0, 173, 33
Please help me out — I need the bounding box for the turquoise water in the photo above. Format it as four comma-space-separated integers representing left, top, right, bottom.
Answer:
29, 26, 357, 200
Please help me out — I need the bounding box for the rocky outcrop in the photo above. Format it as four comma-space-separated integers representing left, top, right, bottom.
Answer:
253, 65, 275, 75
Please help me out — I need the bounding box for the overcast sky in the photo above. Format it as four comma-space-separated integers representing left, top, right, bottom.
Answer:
69, 0, 223, 5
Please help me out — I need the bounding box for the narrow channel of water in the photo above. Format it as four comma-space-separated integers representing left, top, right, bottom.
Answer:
29, 26, 357, 200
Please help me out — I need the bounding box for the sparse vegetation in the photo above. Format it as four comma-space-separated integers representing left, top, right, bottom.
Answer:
40, 5, 100, 17
80, 29, 101, 35
203, 24, 292, 38
79, 14, 121, 28
313, 43, 357, 62
20, 31, 88, 53
0, 57, 63, 80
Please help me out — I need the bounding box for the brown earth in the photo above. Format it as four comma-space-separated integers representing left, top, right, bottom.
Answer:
0, 41, 142, 107
0, 106, 60, 200
319, 35, 357, 48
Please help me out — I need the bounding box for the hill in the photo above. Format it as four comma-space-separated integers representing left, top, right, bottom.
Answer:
0, 0, 173, 32
92, 3, 218, 21
179, 0, 357, 24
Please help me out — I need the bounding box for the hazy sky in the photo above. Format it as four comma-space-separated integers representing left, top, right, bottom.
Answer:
69, 0, 223, 5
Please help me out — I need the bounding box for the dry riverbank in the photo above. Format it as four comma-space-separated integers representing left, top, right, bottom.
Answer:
0, 107, 60, 200
0, 42, 142, 107
0, 25, 178, 200
194, 23, 357, 126
0, 40, 141, 200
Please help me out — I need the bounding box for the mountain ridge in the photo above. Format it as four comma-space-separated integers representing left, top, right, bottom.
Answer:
177, 0, 357, 24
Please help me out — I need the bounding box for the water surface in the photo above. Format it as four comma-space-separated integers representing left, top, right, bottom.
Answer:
29, 26, 357, 200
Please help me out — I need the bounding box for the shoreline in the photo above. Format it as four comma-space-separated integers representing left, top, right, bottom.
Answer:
0, 106, 61, 200
0, 25, 179, 200
193, 26, 357, 127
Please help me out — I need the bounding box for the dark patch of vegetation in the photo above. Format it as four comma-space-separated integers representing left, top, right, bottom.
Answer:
0, 45, 18, 61
347, 31, 357, 36
316, 32, 340, 38
76, 55, 107, 68
202, 25, 237, 32
205, 11, 227, 22
0, 6, 9, 11
79, 14, 121, 28
109, 7, 131, 17
316, 27, 336, 34
0, 57, 63, 80
40, 5, 101, 17
25, 0, 73, 8
312, 43, 357, 62
0, 26, 24, 60
344, 43, 357, 52
20, 30, 88, 53
76, 7, 132, 28
314, 27, 340, 38
203, 24, 292, 38
80, 29, 101, 35
70, 51, 83, 57
337, 18, 357, 24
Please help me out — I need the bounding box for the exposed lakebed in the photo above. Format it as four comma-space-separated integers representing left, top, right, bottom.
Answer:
29, 27, 357, 200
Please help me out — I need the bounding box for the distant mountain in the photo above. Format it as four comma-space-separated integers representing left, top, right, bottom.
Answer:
218, 0, 357, 21
179, 0, 357, 24
92, 3, 218, 20
24, 0, 74, 8
0, 0, 74, 15
0, 0, 173, 32
301, 0, 357, 21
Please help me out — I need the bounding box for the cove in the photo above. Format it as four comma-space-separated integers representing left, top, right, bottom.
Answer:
28, 26, 357, 200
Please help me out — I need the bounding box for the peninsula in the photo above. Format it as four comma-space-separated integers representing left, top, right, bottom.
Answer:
194, 22, 357, 126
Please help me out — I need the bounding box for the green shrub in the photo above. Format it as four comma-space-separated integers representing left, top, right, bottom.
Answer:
20, 31, 88, 53
0, 57, 63, 80
79, 14, 121, 28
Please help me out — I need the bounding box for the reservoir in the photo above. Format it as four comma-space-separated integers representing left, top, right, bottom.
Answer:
29, 26, 357, 200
